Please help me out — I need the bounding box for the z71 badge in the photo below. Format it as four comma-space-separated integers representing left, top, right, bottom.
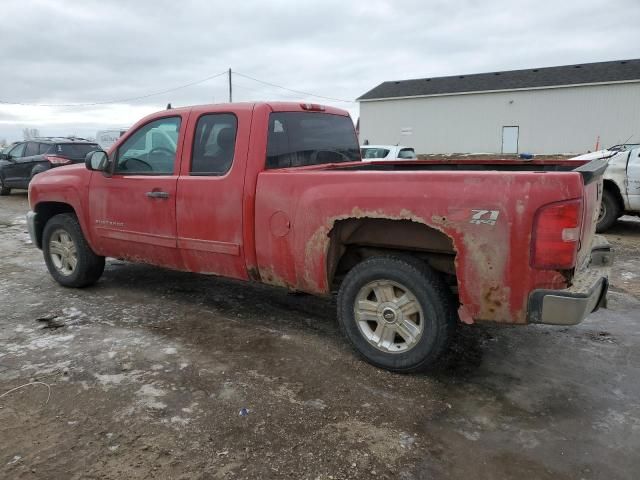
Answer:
470, 209, 500, 226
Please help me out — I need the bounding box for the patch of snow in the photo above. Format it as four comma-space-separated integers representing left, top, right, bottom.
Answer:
304, 399, 327, 410
170, 416, 190, 425
136, 384, 167, 410
459, 430, 480, 441
94, 373, 128, 386
399, 432, 416, 448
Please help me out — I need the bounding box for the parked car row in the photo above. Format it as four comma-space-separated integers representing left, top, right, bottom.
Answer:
1, 131, 632, 236
0, 137, 99, 195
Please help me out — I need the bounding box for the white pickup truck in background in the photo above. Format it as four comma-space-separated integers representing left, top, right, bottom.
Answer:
96, 128, 129, 150
572, 143, 640, 232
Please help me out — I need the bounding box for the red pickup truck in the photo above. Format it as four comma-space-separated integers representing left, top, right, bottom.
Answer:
27, 102, 612, 372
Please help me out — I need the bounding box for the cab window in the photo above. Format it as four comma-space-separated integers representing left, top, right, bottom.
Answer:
266, 112, 359, 169
190, 113, 237, 175
116, 117, 181, 174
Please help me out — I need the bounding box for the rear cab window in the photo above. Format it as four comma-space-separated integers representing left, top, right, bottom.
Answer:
266, 112, 360, 169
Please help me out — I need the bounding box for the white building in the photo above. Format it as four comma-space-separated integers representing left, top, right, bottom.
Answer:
357, 59, 640, 155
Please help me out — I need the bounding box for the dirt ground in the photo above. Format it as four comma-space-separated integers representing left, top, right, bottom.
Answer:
1, 192, 639, 480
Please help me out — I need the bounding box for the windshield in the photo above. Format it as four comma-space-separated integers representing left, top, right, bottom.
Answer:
361, 147, 390, 159
266, 112, 360, 169
53, 143, 100, 160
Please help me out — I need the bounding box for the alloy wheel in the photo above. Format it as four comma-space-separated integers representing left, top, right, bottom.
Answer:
354, 279, 424, 353
48, 229, 78, 276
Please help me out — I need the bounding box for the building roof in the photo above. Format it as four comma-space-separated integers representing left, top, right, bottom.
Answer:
358, 59, 640, 101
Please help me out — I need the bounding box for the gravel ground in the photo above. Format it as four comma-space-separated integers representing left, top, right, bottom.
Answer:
1, 192, 639, 480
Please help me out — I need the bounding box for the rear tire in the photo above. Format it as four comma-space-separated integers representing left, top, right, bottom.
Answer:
337, 255, 457, 373
0, 177, 10, 196
42, 213, 105, 287
596, 190, 620, 233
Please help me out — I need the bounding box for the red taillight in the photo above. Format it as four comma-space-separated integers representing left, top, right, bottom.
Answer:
44, 155, 71, 165
300, 103, 326, 111
531, 199, 582, 269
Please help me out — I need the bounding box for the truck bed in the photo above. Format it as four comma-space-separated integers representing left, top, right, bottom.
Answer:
255, 158, 608, 325
332, 158, 605, 182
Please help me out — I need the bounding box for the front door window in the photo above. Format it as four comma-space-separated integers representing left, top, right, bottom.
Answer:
115, 117, 181, 174
8, 143, 26, 159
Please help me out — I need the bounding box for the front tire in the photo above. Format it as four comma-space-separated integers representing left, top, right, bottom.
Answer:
337, 256, 457, 373
0, 177, 10, 196
42, 213, 105, 287
596, 190, 620, 233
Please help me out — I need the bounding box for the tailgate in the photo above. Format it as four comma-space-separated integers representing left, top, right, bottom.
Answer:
575, 159, 609, 269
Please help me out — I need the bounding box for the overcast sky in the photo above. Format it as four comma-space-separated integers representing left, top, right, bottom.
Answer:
1, 0, 639, 142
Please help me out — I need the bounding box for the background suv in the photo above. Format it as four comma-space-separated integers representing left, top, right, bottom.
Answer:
0, 137, 99, 195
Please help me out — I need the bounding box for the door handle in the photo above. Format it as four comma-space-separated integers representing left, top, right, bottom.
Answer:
145, 191, 170, 199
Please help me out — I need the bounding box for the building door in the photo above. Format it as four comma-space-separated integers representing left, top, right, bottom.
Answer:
502, 126, 519, 154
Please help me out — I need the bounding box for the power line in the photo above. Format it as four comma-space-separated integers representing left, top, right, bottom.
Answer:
0, 69, 356, 107
233, 71, 355, 103
232, 80, 305, 98
0, 70, 228, 107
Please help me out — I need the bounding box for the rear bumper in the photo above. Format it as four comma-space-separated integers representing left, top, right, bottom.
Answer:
527, 237, 612, 325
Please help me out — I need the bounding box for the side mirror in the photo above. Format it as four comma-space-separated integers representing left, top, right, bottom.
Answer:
85, 150, 109, 172
0, 153, 8, 160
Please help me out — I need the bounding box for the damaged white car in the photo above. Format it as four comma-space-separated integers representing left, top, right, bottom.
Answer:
571, 143, 640, 232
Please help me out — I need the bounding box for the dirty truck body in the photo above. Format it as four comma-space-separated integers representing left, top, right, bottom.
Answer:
27, 102, 612, 372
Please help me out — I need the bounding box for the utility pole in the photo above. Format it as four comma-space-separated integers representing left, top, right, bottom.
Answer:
228, 68, 233, 103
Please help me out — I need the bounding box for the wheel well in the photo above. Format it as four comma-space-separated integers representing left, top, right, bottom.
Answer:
33, 202, 76, 248
603, 179, 624, 213
327, 218, 457, 292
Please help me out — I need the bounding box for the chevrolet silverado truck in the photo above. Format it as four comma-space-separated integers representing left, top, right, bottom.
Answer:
26, 102, 612, 372
571, 144, 640, 232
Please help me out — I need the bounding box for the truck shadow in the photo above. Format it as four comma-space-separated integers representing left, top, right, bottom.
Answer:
99, 260, 489, 377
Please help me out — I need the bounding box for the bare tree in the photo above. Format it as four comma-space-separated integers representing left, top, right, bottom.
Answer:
22, 128, 40, 140
0, 138, 7, 147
